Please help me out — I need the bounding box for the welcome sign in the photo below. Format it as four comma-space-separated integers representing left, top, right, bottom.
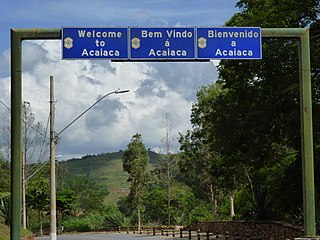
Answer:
62, 27, 262, 60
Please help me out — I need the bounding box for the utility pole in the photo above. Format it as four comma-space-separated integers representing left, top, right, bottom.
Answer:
49, 76, 56, 240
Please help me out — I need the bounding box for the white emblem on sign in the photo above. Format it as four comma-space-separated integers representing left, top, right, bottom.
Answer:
64, 37, 73, 49
198, 37, 207, 49
131, 37, 140, 49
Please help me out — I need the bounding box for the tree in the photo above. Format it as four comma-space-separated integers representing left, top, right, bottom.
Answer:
1, 102, 49, 163
0, 156, 10, 193
179, 130, 221, 217
178, 0, 320, 221
143, 187, 167, 224
56, 188, 77, 222
122, 133, 149, 230
221, 0, 320, 221
178, 83, 241, 219
64, 175, 108, 213
1, 102, 49, 228
156, 112, 179, 225
26, 177, 50, 235
178, 0, 320, 222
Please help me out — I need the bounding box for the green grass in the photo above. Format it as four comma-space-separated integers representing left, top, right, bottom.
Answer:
59, 151, 164, 205
0, 222, 34, 240
0, 222, 9, 240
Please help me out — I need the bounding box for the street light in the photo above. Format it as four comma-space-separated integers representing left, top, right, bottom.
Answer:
49, 75, 129, 240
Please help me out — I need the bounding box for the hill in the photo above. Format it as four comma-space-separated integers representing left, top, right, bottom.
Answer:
58, 151, 164, 204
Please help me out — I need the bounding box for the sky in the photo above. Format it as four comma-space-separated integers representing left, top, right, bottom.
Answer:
0, 0, 239, 161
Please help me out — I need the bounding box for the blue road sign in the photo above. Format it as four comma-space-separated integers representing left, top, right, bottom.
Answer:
62, 27, 262, 60
62, 27, 128, 59
130, 27, 196, 60
197, 27, 262, 59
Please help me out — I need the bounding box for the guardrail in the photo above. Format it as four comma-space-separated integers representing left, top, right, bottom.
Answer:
119, 225, 301, 239
121, 226, 242, 239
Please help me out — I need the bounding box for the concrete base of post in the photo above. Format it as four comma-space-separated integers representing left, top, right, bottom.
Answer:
50, 232, 57, 240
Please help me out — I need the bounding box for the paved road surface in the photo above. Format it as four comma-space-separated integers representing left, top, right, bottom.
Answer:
35, 233, 178, 240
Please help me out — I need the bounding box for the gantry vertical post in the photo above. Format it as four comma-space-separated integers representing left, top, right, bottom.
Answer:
299, 29, 316, 237
10, 29, 60, 240
262, 28, 315, 237
10, 28, 23, 240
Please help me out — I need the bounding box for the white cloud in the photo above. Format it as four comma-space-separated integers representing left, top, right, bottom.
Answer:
0, 0, 240, 160
1, 36, 219, 159
0, 49, 10, 77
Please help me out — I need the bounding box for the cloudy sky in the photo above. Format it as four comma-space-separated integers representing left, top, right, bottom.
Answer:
0, 0, 239, 160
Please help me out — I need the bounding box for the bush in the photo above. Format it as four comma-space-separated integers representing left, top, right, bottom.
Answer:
104, 210, 124, 229
0, 194, 10, 226
62, 216, 95, 232
190, 203, 214, 223
61, 208, 125, 232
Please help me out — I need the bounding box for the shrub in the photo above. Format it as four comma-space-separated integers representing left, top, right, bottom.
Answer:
104, 210, 124, 229
61, 209, 125, 232
0, 194, 10, 226
62, 216, 94, 232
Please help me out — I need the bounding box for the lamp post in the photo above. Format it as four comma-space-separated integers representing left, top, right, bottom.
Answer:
49, 75, 129, 240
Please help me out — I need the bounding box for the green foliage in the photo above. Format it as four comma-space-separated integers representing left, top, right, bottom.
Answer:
232, 0, 318, 27
0, 194, 10, 226
177, 0, 320, 223
117, 196, 134, 217
122, 133, 150, 226
57, 150, 161, 205
64, 175, 108, 213
26, 177, 50, 232
178, 83, 240, 219
0, 222, 32, 240
222, 0, 320, 221
56, 188, 77, 221
170, 190, 197, 225
141, 185, 214, 225
26, 177, 50, 213
143, 188, 167, 224
26, 179, 77, 231
62, 216, 95, 232
21, 229, 33, 238
0, 158, 9, 193
189, 202, 214, 223
103, 207, 125, 228
123, 134, 150, 180
61, 207, 125, 232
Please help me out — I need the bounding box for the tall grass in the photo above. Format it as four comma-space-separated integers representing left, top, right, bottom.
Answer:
61, 209, 125, 232
0, 222, 10, 240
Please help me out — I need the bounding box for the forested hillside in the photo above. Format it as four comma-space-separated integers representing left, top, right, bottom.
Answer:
57, 151, 164, 204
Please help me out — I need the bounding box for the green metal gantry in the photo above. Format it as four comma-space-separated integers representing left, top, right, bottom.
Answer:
10, 28, 316, 239
10, 29, 60, 240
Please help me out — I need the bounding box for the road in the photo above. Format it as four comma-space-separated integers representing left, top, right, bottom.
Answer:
35, 232, 178, 240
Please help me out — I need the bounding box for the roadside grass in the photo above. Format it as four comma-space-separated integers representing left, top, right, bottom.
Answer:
0, 223, 34, 240
0, 222, 9, 240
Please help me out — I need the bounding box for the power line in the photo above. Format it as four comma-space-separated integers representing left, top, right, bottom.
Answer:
0, 99, 50, 140
0, 100, 10, 111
